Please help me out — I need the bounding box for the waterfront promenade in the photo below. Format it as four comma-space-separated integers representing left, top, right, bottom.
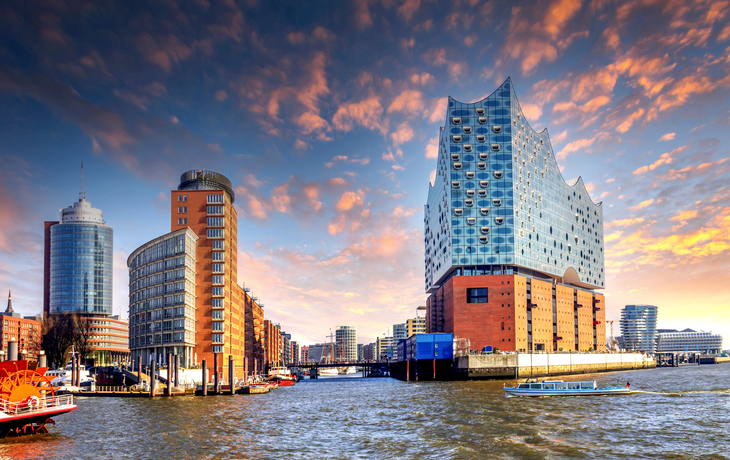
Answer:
0, 364, 727, 459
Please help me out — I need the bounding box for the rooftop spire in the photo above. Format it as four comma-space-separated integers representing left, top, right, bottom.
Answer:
80, 161, 85, 201
5, 287, 13, 313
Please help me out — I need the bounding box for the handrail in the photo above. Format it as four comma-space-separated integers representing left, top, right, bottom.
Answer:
0, 394, 74, 416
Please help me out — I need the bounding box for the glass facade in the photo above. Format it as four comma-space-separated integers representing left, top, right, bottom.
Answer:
424, 78, 605, 293
336, 325, 358, 362
620, 305, 658, 354
49, 223, 113, 315
656, 330, 723, 353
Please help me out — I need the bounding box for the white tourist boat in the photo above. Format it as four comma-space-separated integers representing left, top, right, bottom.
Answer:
504, 380, 634, 397
319, 368, 339, 376
50, 362, 95, 390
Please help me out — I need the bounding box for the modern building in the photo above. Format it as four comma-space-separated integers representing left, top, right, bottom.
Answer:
363, 343, 375, 361
392, 323, 407, 361
1, 289, 41, 360
290, 341, 299, 365
336, 325, 357, 362
406, 317, 426, 337
44, 175, 129, 365
656, 329, 722, 354
127, 228, 198, 368
375, 336, 394, 361
424, 78, 606, 353
281, 332, 291, 365
357, 343, 364, 361
308, 342, 334, 363
300, 345, 309, 364
620, 305, 658, 354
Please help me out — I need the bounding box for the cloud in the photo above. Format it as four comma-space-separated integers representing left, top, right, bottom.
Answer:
332, 97, 388, 135
427, 97, 448, 124
390, 123, 414, 146
659, 132, 676, 141
605, 218, 646, 228
425, 137, 439, 159
557, 137, 596, 160
293, 139, 308, 150
134, 33, 194, 73
335, 191, 364, 211
353, 0, 373, 30
398, 0, 421, 22
631, 199, 654, 211
235, 176, 326, 222
410, 73, 434, 86
387, 89, 424, 114
632, 145, 688, 175
214, 90, 228, 101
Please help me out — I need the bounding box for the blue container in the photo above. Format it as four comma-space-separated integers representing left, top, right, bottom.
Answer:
405, 333, 454, 361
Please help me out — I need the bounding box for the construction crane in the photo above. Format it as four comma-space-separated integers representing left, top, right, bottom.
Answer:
606, 320, 618, 352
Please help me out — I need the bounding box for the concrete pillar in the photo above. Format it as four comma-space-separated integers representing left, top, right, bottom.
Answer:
8, 340, 18, 361
201, 359, 207, 396
39, 351, 47, 368
214, 353, 219, 395
229, 356, 234, 395
175, 354, 180, 388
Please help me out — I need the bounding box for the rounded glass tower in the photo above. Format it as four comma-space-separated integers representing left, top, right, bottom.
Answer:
49, 197, 113, 315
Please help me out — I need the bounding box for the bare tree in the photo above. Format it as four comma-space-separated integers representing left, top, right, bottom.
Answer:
41, 314, 76, 368
74, 315, 95, 366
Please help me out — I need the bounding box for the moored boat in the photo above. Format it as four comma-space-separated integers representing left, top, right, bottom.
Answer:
266, 366, 296, 386
504, 380, 634, 397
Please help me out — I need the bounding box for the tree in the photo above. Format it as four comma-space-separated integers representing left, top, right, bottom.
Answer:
41, 314, 76, 368
74, 315, 95, 366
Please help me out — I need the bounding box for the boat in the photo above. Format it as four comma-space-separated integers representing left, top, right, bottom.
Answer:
265, 366, 296, 386
337, 366, 357, 375
50, 362, 95, 392
0, 360, 77, 436
319, 368, 338, 376
504, 380, 634, 397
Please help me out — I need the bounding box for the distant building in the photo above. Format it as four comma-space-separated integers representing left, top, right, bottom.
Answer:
44, 174, 129, 366
375, 336, 394, 361
406, 317, 426, 337
620, 305, 658, 354
308, 342, 334, 363
282, 332, 291, 365
336, 325, 357, 362
392, 324, 407, 361
300, 345, 309, 364
290, 341, 299, 365
424, 78, 606, 353
656, 329, 723, 354
363, 343, 375, 361
1, 289, 41, 360
264, 321, 282, 367
357, 343, 364, 361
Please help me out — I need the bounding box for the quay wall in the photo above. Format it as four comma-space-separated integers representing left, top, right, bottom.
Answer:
452, 352, 654, 380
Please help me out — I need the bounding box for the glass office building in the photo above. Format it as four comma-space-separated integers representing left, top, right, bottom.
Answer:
620, 305, 658, 354
49, 196, 113, 315
656, 329, 723, 354
336, 325, 357, 362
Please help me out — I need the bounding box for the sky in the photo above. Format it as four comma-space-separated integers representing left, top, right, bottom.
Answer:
0, 0, 729, 348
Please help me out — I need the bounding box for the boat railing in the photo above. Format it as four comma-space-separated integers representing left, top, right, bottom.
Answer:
0, 394, 74, 416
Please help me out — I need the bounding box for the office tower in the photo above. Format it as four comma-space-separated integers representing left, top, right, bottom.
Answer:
425, 78, 606, 352
336, 325, 357, 362
655, 329, 723, 353
44, 171, 129, 365
620, 305, 658, 353
406, 317, 426, 337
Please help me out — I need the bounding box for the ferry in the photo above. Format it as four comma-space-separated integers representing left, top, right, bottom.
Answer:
504, 380, 634, 397
318, 368, 339, 376
266, 367, 296, 386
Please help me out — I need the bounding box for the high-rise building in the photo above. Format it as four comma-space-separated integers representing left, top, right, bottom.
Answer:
127, 228, 198, 367
336, 325, 357, 362
308, 342, 334, 363
620, 305, 658, 353
264, 320, 282, 367
424, 78, 606, 353
300, 345, 309, 364
290, 341, 299, 365
406, 317, 426, 337
243, 290, 265, 374
129, 170, 252, 377
357, 343, 364, 361
656, 329, 723, 353
363, 343, 375, 361
44, 173, 129, 365
282, 332, 291, 365
392, 323, 407, 361
375, 336, 394, 361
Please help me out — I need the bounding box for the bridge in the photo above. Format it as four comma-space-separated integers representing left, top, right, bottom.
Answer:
287, 362, 391, 378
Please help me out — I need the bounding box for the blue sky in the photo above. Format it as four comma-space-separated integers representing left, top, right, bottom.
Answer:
1, 0, 729, 346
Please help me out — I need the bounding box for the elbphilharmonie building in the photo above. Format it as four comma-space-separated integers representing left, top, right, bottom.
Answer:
424, 78, 607, 353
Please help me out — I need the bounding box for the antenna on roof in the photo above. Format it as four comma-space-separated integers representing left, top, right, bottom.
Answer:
80, 161, 85, 201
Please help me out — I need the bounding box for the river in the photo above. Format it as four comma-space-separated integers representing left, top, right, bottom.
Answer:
1, 364, 728, 459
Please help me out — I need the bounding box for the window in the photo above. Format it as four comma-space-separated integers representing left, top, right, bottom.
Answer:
183, 195, 187, 202
207, 217, 224, 227
208, 194, 224, 204
212, 310, 223, 320
178, 196, 182, 202
452, 135, 461, 143
213, 346, 223, 353
501, 322, 505, 331
212, 275, 224, 285
212, 322, 224, 331
212, 240, 224, 250
183, 218, 187, 225
212, 299, 223, 308
467, 288, 489, 303
207, 229, 224, 238
212, 252, 224, 262
212, 264, 224, 273
212, 334, 224, 344
177, 218, 182, 225
178, 207, 182, 213
208, 206, 224, 215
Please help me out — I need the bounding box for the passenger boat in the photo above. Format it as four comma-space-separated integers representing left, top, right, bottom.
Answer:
504, 380, 634, 397
319, 368, 338, 376
0, 360, 77, 436
265, 367, 296, 386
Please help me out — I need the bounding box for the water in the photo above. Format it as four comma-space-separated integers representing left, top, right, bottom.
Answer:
1, 365, 728, 459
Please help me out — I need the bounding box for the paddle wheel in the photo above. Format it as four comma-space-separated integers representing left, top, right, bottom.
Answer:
0, 360, 74, 437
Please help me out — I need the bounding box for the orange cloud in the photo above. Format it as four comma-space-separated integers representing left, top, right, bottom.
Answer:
631, 199, 654, 211
335, 191, 364, 211
387, 90, 424, 114
425, 137, 439, 159
659, 132, 676, 141
332, 97, 387, 135
390, 122, 414, 146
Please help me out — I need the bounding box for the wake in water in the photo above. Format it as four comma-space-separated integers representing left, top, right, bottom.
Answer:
635, 389, 730, 396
